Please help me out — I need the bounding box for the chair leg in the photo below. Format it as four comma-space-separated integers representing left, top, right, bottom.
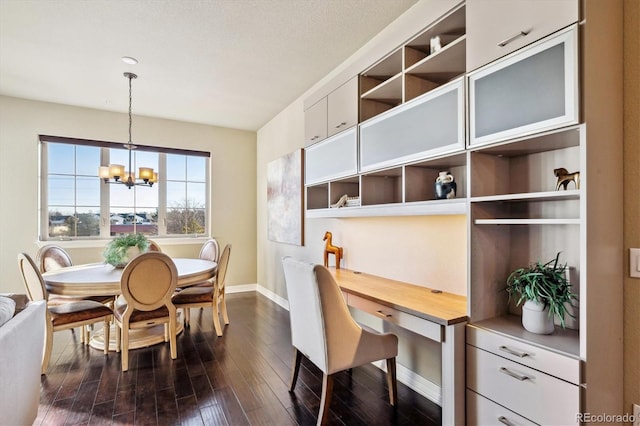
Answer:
289, 348, 302, 391
184, 307, 190, 326
169, 312, 177, 360
317, 373, 334, 426
121, 324, 129, 372
115, 323, 121, 353
42, 321, 53, 375
102, 318, 110, 355
220, 293, 229, 325
212, 301, 223, 337
386, 357, 398, 406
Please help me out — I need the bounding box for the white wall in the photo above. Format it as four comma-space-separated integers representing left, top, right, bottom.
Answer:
0, 95, 257, 293
257, 0, 466, 392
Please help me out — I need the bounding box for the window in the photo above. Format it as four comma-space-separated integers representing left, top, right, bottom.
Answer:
39, 135, 210, 240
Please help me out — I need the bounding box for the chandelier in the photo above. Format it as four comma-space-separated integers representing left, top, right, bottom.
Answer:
98, 72, 157, 189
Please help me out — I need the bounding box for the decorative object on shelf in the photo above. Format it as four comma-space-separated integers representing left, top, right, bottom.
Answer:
330, 194, 361, 209
506, 252, 578, 334
331, 194, 349, 208
554, 167, 580, 190
434, 171, 457, 199
103, 233, 150, 267
267, 149, 304, 245
98, 72, 158, 189
323, 231, 343, 269
430, 35, 442, 54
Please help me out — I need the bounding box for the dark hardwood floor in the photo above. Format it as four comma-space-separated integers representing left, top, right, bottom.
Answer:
35, 292, 441, 425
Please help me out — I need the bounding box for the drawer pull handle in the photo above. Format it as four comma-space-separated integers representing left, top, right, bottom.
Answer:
498, 416, 514, 426
499, 367, 530, 381
335, 121, 347, 129
310, 135, 320, 141
498, 30, 531, 47
375, 310, 392, 318
499, 345, 529, 358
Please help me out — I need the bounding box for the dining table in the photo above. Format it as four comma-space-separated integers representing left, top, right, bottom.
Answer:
42, 257, 217, 351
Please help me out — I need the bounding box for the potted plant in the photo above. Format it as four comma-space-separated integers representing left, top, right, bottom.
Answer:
103, 233, 150, 267
506, 252, 578, 334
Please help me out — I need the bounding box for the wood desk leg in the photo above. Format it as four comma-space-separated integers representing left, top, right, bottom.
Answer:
441, 322, 465, 426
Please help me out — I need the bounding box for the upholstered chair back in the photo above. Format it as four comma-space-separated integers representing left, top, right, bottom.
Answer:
199, 238, 220, 263
18, 253, 48, 302
282, 257, 328, 372
37, 245, 73, 273
216, 244, 232, 294
120, 252, 177, 313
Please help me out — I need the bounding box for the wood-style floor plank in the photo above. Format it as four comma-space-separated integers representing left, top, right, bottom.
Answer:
35, 292, 441, 425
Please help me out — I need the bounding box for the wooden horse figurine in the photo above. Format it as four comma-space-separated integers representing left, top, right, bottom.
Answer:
554, 167, 580, 190
323, 231, 343, 269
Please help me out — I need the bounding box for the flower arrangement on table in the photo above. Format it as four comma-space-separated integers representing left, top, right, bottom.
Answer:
103, 233, 150, 267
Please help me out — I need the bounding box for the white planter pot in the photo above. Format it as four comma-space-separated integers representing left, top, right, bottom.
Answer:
521, 300, 555, 334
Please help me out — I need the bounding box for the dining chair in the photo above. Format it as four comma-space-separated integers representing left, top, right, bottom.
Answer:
281, 257, 398, 426
179, 237, 220, 324
114, 251, 178, 371
37, 244, 114, 343
17, 253, 112, 375
172, 244, 231, 336
147, 240, 162, 252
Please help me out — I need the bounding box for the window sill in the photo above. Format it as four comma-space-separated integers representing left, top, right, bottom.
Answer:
35, 236, 211, 249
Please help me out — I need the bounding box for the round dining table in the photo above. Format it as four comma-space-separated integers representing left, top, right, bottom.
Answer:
42, 258, 217, 351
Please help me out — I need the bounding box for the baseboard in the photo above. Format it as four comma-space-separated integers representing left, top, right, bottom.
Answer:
226, 284, 257, 294
371, 359, 442, 406
249, 286, 441, 405
255, 284, 290, 310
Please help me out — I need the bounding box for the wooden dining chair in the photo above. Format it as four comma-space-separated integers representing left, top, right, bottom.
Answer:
172, 244, 231, 336
179, 237, 220, 323
37, 244, 114, 343
147, 240, 162, 252
114, 251, 178, 371
17, 253, 112, 375
281, 257, 398, 426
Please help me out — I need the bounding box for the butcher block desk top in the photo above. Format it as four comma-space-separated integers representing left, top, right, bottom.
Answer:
328, 267, 468, 326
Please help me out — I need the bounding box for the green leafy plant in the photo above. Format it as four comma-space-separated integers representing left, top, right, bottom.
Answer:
506, 252, 578, 328
103, 233, 149, 267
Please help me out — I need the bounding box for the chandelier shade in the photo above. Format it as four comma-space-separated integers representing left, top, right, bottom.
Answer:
99, 72, 157, 189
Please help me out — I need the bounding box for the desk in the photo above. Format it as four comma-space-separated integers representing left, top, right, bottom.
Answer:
328, 268, 467, 426
42, 258, 217, 350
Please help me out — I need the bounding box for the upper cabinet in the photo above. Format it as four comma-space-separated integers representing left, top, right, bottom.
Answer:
304, 77, 358, 147
468, 25, 579, 147
304, 97, 327, 146
466, 0, 579, 72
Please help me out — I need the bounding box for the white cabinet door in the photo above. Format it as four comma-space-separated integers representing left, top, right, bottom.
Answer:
359, 78, 465, 172
468, 26, 578, 147
304, 97, 327, 147
305, 128, 358, 185
328, 77, 358, 137
466, 0, 579, 72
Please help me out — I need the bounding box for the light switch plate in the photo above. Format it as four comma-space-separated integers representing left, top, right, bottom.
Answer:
631, 249, 640, 278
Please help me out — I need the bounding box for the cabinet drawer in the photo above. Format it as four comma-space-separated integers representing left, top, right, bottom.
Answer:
347, 293, 442, 342
304, 128, 358, 185
467, 389, 536, 426
466, 0, 579, 72
467, 345, 579, 425
466, 324, 580, 385
359, 78, 464, 172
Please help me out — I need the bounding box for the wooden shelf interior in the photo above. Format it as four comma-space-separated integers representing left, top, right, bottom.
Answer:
306, 184, 328, 210
361, 167, 403, 206
329, 177, 360, 205
405, 153, 467, 202
470, 137, 580, 197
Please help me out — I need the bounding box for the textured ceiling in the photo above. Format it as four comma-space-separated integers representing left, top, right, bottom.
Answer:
0, 0, 417, 131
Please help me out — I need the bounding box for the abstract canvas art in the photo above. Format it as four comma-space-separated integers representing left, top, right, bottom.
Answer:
267, 149, 304, 245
